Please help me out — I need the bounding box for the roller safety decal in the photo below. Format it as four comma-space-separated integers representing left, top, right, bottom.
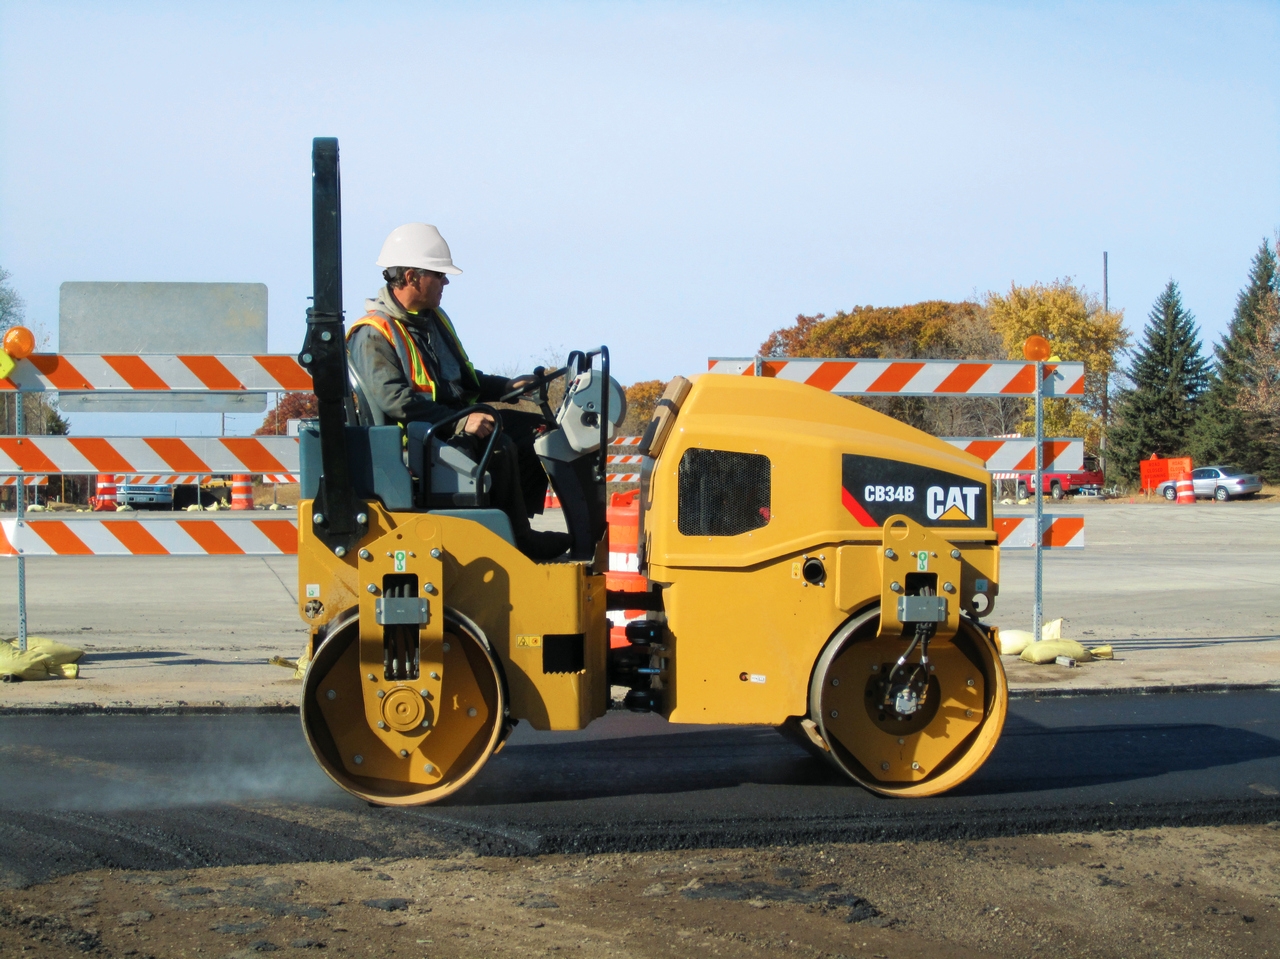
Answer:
841, 454, 988, 528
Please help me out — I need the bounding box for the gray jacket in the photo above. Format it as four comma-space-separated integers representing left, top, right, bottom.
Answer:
348, 285, 506, 424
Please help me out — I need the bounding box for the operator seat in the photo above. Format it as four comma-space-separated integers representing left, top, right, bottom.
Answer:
337, 367, 515, 544
344, 366, 596, 562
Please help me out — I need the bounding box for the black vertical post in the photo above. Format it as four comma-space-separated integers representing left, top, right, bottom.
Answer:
1100, 251, 1109, 477
299, 137, 357, 537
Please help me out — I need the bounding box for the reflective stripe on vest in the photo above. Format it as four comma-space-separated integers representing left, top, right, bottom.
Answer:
347, 308, 481, 402
347, 314, 435, 396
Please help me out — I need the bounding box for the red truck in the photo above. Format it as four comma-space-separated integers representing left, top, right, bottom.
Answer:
1016, 455, 1105, 499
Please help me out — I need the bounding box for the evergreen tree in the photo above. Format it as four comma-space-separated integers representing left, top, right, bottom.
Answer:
1189, 239, 1279, 476
1109, 281, 1210, 481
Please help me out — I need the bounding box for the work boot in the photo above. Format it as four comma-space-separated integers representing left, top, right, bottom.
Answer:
518, 529, 572, 561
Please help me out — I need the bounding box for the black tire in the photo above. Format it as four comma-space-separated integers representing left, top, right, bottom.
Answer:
1214, 486, 1230, 502
1163, 485, 1177, 501
1050, 481, 1064, 500
1017, 482, 1029, 499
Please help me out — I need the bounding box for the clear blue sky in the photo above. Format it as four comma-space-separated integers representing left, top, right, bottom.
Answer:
1, 1, 1276, 433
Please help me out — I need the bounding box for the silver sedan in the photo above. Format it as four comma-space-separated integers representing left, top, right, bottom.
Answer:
1158, 466, 1263, 501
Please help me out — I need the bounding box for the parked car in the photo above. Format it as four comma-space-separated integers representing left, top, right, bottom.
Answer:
1156, 466, 1262, 502
117, 483, 174, 509
1016, 455, 1105, 500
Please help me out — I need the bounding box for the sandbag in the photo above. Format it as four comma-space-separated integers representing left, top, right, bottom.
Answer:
998, 629, 1034, 656
1041, 618, 1063, 641
270, 644, 312, 680
0, 637, 84, 680
1020, 639, 1092, 664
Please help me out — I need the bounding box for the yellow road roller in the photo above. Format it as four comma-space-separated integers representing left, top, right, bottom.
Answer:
296, 138, 1006, 805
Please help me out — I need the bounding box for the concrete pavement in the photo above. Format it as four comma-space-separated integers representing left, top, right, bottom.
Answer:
0, 498, 1277, 710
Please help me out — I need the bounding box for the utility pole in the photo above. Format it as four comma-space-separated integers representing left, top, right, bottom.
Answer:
1100, 252, 1109, 477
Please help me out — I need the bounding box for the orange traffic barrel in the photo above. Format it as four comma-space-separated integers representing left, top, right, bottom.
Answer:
93, 474, 118, 511
231, 474, 254, 510
1176, 476, 1194, 504
606, 489, 645, 649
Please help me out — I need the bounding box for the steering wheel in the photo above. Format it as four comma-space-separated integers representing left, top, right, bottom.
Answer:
497, 364, 570, 404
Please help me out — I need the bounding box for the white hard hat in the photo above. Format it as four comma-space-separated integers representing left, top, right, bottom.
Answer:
376, 223, 462, 275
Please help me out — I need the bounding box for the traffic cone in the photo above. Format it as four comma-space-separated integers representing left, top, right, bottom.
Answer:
231, 474, 254, 510
606, 489, 646, 649
93, 474, 118, 511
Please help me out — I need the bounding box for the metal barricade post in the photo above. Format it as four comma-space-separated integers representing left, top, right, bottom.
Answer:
14, 395, 25, 653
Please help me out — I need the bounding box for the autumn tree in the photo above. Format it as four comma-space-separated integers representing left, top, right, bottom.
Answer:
983, 280, 1128, 454
256, 392, 319, 435
758, 301, 1019, 434
1108, 281, 1210, 480
621, 379, 666, 436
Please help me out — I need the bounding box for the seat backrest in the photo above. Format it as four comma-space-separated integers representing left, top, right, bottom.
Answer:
299, 424, 413, 511
348, 366, 386, 427
348, 364, 487, 507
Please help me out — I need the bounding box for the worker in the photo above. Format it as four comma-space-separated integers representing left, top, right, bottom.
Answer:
347, 223, 571, 561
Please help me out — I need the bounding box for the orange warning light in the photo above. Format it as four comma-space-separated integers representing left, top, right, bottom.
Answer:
1022, 335, 1051, 362
3, 326, 35, 361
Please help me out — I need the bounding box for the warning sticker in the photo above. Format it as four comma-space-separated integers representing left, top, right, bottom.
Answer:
841, 454, 987, 528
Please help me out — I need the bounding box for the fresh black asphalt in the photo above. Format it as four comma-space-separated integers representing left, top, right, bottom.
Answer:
1, 691, 1277, 887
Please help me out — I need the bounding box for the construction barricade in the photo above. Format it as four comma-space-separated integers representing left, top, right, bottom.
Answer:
0, 348, 312, 652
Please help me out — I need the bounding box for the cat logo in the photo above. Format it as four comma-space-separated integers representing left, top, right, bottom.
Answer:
927, 486, 983, 522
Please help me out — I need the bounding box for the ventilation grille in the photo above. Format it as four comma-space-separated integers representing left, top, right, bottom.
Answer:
677, 449, 771, 537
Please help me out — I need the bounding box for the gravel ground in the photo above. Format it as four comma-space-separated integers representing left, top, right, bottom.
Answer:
2, 824, 1277, 959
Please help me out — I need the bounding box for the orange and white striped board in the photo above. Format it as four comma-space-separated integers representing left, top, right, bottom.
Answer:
601, 436, 1084, 476
0, 436, 299, 475
544, 475, 637, 501
945, 438, 1084, 473
0, 476, 48, 486
116, 475, 203, 485
707, 357, 1085, 398
3, 354, 312, 393
0, 516, 298, 556
262, 474, 300, 484
610, 436, 642, 447
994, 515, 1085, 549
606, 453, 645, 467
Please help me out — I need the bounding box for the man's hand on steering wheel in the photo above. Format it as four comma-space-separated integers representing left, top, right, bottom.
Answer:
503, 373, 540, 396
461, 411, 496, 438
498, 365, 570, 404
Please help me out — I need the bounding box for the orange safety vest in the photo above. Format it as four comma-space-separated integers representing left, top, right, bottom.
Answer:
346, 307, 482, 403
